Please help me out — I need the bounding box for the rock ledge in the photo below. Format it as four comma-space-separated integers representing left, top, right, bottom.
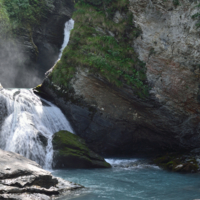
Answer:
0, 149, 83, 200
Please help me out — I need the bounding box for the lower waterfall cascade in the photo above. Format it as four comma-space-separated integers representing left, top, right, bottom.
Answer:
0, 88, 73, 169
0, 18, 75, 169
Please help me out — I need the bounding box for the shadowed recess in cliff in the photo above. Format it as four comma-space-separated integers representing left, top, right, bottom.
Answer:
0, 17, 74, 88
0, 38, 42, 88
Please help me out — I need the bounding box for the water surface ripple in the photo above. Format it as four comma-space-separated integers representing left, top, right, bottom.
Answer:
52, 158, 200, 200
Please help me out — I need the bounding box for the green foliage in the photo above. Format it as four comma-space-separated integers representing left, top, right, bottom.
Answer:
78, 0, 129, 18
53, 131, 89, 153
51, 0, 149, 98
192, 4, 200, 28
1, 0, 54, 28
0, 0, 10, 34
173, 0, 179, 6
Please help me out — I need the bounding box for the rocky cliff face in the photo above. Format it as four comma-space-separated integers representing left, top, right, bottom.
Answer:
0, 0, 74, 88
131, 0, 200, 118
40, 0, 200, 156
129, 0, 200, 149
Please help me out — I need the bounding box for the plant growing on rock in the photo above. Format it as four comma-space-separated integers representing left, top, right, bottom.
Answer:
51, 0, 149, 98
173, 0, 179, 6
0, 0, 10, 34
2, 0, 55, 28
192, 3, 200, 28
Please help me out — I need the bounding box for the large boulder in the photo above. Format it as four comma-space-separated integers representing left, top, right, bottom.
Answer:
52, 131, 111, 168
0, 149, 83, 200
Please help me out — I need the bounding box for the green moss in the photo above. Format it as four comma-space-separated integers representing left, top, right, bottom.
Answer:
33, 84, 49, 97
191, 3, 200, 28
53, 131, 90, 154
100, 161, 111, 168
3, 0, 54, 27
50, 0, 149, 98
52, 130, 111, 168
0, 0, 11, 35
154, 153, 200, 173
35, 84, 42, 92
173, 0, 179, 6
0, 0, 55, 37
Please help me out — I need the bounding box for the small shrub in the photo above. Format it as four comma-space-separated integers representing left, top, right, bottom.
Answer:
2, 0, 55, 27
173, 0, 179, 6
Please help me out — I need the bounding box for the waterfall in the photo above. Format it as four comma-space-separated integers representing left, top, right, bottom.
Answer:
58, 19, 74, 59
0, 19, 74, 169
45, 19, 74, 76
0, 89, 73, 169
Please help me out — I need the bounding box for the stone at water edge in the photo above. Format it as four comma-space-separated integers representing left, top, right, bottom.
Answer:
52, 130, 111, 169
0, 148, 83, 200
154, 151, 200, 173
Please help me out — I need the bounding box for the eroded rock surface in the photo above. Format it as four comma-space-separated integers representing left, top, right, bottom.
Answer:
0, 149, 82, 200
40, 0, 200, 156
131, 0, 200, 119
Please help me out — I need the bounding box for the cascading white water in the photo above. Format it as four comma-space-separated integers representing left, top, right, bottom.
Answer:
0, 89, 73, 169
58, 19, 74, 59
0, 19, 75, 169
45, 19, 74, 76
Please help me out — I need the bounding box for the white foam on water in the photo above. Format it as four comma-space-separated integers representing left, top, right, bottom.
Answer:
0, 89, 73, 169
105, 158, 160, 170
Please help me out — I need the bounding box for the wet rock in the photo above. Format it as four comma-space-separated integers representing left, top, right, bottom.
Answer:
0, 148, 83, 200
154, 150, 200, 173
0, 92, 8, 130
52, 131, 111, 169
38, 132, 48, 147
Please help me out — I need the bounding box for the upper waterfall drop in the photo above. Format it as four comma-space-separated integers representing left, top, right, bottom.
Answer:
45, 19, 74, 76
58, 19, 74, 59
0, 89, 73, 169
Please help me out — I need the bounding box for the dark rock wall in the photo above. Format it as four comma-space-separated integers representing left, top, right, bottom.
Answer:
41, 72, 182, 156
40, 0, 200, 156
32, 0, 74, 79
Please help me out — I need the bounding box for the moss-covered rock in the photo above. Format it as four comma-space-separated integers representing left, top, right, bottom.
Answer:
52, 130, 111, 169
154, 153, 200, 173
